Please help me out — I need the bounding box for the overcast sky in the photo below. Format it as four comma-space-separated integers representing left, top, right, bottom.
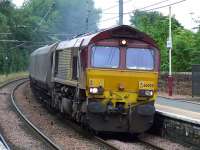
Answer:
13, 0, 200, 31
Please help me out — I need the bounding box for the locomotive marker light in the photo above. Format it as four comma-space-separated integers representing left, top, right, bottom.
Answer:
120, 39, 127, 46
167, 6, 173, 96
121, 39, 127, 45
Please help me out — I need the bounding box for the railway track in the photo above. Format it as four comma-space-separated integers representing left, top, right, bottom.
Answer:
0, 78, 27, 150
138, 138, 164, 150
0, 133, 10, 150
9, 78, 186, 150
11, 79, 118, 150
0, 78, 59, 149
11, 79, 61, 149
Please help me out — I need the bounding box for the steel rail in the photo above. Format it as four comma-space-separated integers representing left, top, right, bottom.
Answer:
138, 138, 165, 150
7, 78, 168, 150
93, 136, 119, 150
0, 77, 29, 150
0, 77, 28, 89
10, 79, 61, 150
0, 134, 10, 150
63, 118, 119, 150
13, 80, 118, 150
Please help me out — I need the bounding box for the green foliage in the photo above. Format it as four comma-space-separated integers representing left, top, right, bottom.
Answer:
172, 28, 195, 71
0, 0, 100, 74
130, 10, 199, 72
191, 31, 200, 65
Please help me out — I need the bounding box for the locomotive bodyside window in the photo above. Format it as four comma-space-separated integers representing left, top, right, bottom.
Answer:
91, 46, 120, 68
126, 48, 154, 70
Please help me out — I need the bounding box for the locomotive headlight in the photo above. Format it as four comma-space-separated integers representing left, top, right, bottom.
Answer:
145, 90, 153, 96
139, 90, 154, 97
89, 87, 98, 94
89, 87, 104, 94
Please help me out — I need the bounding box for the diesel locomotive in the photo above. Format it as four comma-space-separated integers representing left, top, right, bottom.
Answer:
29, 25, 160, 134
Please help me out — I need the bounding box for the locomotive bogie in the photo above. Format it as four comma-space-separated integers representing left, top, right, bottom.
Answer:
86, 101, 155, 133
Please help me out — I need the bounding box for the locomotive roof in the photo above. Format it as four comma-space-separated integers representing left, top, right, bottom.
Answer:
31, 43, 58, 56
56, 25, 159, 50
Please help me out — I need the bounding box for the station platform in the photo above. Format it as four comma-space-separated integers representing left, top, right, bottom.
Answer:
155, 97, 200, 124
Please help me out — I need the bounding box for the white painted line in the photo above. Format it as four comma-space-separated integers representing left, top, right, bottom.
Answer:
158, 96, 200, 105
156, 109, 200, 125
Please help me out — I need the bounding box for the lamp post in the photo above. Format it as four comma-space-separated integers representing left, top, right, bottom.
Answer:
167, 6, 173, 96
5, 56, 8, 77
119, 0, 123, 25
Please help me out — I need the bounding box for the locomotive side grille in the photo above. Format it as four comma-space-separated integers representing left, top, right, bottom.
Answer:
55, 49, 72, 80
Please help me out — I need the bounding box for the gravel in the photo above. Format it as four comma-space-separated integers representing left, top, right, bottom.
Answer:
106, 139, 156, 150
106, 133, 191, 150
0, 80, 49, 150
139, 133, 191, 150
12, 81, 191, 150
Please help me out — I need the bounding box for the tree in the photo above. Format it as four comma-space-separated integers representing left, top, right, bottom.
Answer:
130, 10, 195, 72
0, 0, 101, 74
22, 0, 101, 40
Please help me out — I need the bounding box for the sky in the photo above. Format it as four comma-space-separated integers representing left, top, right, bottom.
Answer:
12, 0, 200, 31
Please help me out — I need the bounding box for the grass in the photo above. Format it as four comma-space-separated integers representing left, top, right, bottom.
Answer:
0, 72, 28, 85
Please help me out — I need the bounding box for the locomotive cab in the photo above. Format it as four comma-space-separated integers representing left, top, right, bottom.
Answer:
82, 26, 160, 133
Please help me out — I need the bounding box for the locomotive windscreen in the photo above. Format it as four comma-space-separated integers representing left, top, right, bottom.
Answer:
126, 48, 154, 70
91, 46, 155, 70
91, 46, 120, 68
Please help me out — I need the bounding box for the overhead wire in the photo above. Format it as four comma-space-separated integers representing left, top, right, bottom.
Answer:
0, 33, 12, 35
102, 0, 170, 15
92, 0, 187, 27
0, 40, 54, 43
2, 0, 187, 47
101, 0, 131, 12
138, 0, 186, 12
9, 2, 56, 50
78, 0, 172, 31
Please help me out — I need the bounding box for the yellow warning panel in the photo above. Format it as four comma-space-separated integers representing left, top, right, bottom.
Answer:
139, 81, 154, 90
89, 78, 104, 87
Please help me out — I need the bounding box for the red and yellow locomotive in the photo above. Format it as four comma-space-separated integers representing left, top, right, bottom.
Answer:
30, 25, 160, 133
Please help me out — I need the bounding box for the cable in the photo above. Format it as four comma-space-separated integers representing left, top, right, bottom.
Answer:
136, 0, 170, 11
0, 39, 54, 43
10, 2, 55, 50
97, 0, 187, 25
83, 0, 172, 27
100, 0, 132, 12
101, 0, 170, 15
0, 33, 12, 35
142, 0, 186, 12
124, 0, 187, 14
75, 0, 171, 34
